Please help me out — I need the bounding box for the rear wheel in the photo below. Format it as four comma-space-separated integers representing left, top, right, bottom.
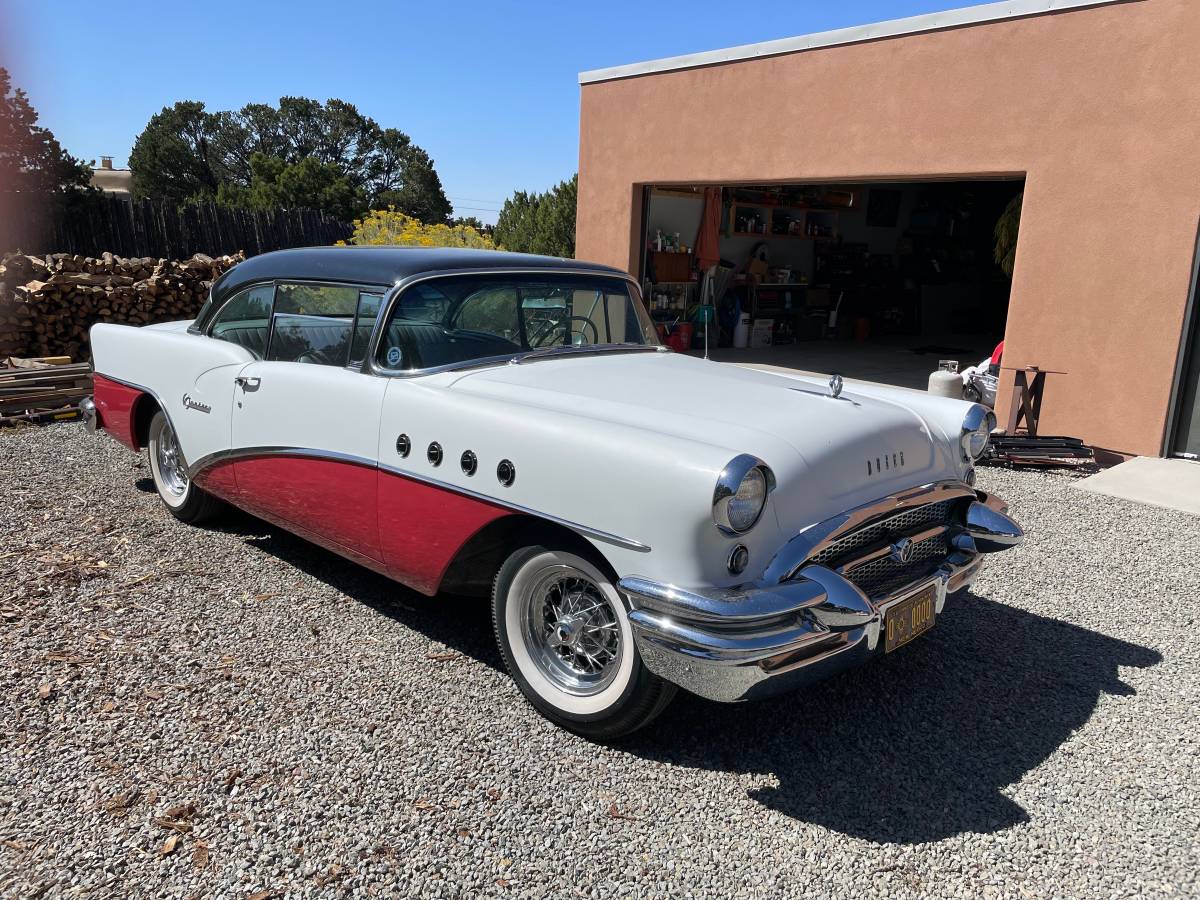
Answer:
492, 545, 675, 741
147, 411, 223, 524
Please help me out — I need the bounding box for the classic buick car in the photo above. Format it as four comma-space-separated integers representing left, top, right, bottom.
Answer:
83, 247, 1022, 739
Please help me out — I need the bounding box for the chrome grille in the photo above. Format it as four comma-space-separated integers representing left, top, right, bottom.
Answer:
842, 532, 952, 597
808, 499, 962, 598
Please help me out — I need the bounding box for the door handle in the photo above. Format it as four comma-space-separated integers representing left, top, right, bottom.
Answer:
235, 376, 261, 389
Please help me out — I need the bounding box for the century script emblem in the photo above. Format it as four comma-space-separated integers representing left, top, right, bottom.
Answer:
182, 393, 211, 414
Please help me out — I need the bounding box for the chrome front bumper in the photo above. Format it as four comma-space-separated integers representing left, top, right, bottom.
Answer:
618, 489, 1022, 703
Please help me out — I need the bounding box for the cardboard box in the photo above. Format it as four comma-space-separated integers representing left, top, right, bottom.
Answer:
750, 318, 774, 348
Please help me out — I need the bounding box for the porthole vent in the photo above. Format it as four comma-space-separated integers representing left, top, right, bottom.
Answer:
496, 459, 516, 487
461, 450, 478, 476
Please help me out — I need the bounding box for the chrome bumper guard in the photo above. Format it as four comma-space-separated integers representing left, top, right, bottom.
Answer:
618, 489, 1023, 703
80, 396, 98, 433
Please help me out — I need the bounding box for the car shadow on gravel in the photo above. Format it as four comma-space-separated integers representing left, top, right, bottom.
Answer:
624, 590, 1161, 844
217, 513, 507, 669
214, 517, 1160, 845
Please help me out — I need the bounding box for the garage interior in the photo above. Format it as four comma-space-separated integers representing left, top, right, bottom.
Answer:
640, 179, 1025, 390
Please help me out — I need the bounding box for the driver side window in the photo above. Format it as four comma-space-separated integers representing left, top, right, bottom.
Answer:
267, 283, 383, 367
208, 284, 275, 359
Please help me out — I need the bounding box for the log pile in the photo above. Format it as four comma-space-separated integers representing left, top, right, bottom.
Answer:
0, 250, 244, 360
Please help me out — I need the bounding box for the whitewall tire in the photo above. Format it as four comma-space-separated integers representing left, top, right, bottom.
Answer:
147, 411, 223, 524
492, 545, 675, 740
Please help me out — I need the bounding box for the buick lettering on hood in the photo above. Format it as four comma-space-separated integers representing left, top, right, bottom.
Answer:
82, 247, 1023, 740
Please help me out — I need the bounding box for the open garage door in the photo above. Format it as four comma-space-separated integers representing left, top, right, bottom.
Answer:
640, 179, 1024, 394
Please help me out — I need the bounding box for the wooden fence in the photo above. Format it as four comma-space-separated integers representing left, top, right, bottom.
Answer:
13, 196, 351, 259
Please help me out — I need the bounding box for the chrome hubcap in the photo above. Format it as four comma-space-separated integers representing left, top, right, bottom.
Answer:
156, 421, 188, 496
522, 567, 622, 696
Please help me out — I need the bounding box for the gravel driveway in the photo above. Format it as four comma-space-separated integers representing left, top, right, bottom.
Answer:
1, 423, 1197, 898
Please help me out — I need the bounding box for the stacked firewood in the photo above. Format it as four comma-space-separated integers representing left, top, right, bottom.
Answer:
0, 250, 244, 360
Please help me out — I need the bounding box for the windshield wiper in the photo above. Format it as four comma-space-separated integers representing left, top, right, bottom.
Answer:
509, 343, 665, 365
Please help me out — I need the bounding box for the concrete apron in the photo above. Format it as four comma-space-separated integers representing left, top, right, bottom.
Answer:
1073, 457, 1200, 517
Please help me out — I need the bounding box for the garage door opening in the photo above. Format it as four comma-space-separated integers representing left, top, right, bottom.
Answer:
639, 179, 1025, 390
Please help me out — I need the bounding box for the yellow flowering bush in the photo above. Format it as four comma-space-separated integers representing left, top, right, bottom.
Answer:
340, 207, 495, 249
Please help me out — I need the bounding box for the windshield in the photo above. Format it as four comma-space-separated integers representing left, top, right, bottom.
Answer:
374, 273, 658, 372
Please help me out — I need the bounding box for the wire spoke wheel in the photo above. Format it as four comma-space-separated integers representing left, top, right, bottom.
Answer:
154, 419, 189, 497
520, 566, 623, 696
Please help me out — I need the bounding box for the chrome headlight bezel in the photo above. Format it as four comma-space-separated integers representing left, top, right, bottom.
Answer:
961, 405, 997, 460
713, 454, 776, 535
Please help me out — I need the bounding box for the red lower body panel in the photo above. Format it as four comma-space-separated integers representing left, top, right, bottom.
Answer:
378, 470, 512, 595
93, 374, 146, 451
234, 456, 383, 563
193, 460, 239, 503
202, 453, 509, 596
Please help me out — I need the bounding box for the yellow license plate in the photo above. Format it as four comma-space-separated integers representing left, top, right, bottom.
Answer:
884, 582, 937, 653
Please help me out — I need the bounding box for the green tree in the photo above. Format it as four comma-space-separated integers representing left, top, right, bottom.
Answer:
0, 66, 91, 196
371, 146, 451, 223
129, 96, 452, 223
218, 153, 363, 222
0, 66, 93, 251
128, 101, 224, 204
493, 174, 577, 258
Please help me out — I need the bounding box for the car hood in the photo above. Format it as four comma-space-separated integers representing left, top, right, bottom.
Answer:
446, 352, 964, 525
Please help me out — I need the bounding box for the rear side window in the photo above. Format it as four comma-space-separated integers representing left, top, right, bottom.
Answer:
208, 285, 275, 359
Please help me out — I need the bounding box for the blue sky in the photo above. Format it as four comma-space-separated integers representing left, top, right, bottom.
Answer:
4, 0, 970, 223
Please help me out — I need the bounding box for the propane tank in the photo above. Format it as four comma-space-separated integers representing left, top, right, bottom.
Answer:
927, 359, 963, 399
733, 312, 751, 349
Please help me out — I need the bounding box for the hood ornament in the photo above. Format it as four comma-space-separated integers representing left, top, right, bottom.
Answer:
828, 373, 844, 399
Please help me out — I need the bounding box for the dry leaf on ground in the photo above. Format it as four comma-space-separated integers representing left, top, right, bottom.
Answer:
607, 802, 638, 821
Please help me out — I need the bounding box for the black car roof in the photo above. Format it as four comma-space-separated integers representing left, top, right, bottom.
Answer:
210, 246, 630, 305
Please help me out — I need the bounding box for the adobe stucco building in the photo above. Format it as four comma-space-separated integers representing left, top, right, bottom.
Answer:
576, 0, 1200, 460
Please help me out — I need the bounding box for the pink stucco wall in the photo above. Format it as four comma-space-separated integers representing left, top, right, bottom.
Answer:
576, 0, 1200, 457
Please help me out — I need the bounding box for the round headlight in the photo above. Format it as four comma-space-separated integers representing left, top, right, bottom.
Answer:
713, 455, 773, 534
961, 406, 996, 460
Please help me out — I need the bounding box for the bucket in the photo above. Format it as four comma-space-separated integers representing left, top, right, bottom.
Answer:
733, 312, 751, 349
676, 322, 695, 348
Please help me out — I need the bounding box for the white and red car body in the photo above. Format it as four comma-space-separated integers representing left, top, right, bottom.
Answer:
86, 247, 1022, 705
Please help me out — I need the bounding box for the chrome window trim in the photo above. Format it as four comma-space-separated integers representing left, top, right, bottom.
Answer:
364, 267, 655, 379
185, 445, 651, 554
270, 310, 358, 324
201, 279, 278, 340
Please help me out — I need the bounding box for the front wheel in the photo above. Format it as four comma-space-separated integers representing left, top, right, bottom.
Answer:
492, 545, 675, 741
147, 411, 223, 524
